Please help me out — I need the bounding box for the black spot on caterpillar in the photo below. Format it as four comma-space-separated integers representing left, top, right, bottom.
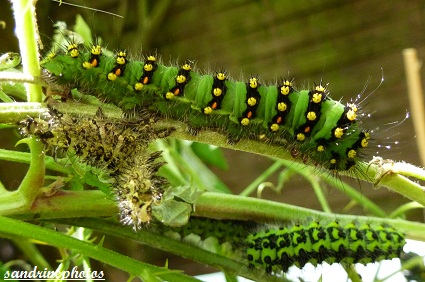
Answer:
18, 107, 173, 229
167, 217, 405, 275
41, 40, 370, 172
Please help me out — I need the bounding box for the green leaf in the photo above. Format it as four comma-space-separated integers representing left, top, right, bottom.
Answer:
171, 184, 204, 204
190, 142, 228, 170
0, 52, 21, 70
74, 15, 94, 44
153, 199, 192, 227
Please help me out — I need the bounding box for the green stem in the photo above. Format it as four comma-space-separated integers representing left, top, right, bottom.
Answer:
0, 216, 200, 282
17, 138, 45, 203
13, 239, 52, 270
193, 192, 425, 240
389, 202, 424, 218
286, 160, 388, 217
239, 161, 284, 196
344, 264, 362, 282
297, 167, 332, 213
4, 102, 425, 209
0, 138, 46, 213
359, 161, 425, 206
379, 254, 425, 282
156, 118, 425, 205
0, 102, 49, 124
0, 190, 116, 218
11, 0, 43, 102
57, 217, 284, 282
0, 149, 70, 174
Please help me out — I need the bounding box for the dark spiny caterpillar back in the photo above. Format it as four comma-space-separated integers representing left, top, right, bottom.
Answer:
166, 217, 405, 275
42, 41, 370, 172
18, 107, 172, 229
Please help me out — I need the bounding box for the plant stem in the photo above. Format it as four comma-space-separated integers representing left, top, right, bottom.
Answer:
193, 192, 425, 240
11, 0, 43, 102
57, 217, 284, 282
3, 102, 425, 209
239, 161, 284, 196
0, 216, 200, 282
13, 239, 52, 270
1, 190, 116, 219
0, 102, 49, 124
17, 138, 45, 202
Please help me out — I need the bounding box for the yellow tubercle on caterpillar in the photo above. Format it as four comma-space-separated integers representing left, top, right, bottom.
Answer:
165, 91, 175, 99
346, 103, 358, 121
249, 77, 259, 88
176, 74, 187, 84
347, 149, 357, 158
146, 55, 156, 62
181, 63, 191, 71
134, 82, 144, 91
204, 106, 213, 114
315, 83, 326, 93
67, 43, 79, 58
360, 132, 370, 148
240, 117, 250, 126
269, 123, 279, 132
120, 198, 153, 226
312, 92, 323, 103
247, 97, 257, 107
144, 63, 154, 72
91, 45, 102, 55
333, 127, 344, 138
317, 144, 325, 152
306, 111, 317, 121
213, 88, 223, 97
107, 72, 117, 81
277, 102, 287, 112
280, 86, 292, 95
346, 109, 357, 121
297, 133, 306, 141
216, 72, 227, 80
82, 61, 93, 69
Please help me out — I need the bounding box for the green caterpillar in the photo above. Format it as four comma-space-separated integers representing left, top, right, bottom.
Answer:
246, 220, 405, 273
169, 218, 405, 275
42, 41, 370, 172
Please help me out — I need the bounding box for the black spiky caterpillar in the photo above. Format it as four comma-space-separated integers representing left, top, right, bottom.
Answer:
17, 106, 172, 229
41, 41, 371, 172
167, 217, 405, 275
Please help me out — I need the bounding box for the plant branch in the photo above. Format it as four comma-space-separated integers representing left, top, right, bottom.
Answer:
193, 192, 425, 240
0, 216, 200, 282
11, 0, 43, 102
56, 217, 283, 282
